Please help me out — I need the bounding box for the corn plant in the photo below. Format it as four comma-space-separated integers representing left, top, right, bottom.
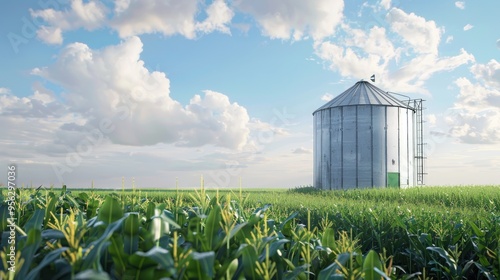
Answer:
0, 185, 499, 279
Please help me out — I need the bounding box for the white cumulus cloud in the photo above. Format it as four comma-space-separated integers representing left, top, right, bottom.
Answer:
196, 0, 234, 34
471, 59, 500, 88
314, 25, 397, 84
314, 7, 475, 94
30, 0, 235, 43
0, 83, 63, 118
432, 61, 500, 145
447, 77, 500, 144
321, 93, 333, 101
387, 8, 443, 54
455, 1, 465, 9
234, 0, 344, 41
463, 24, 474, 31
30, 0, 107, 44
380, 0, 392, 10
111, 0, 199, 38
30, 36, 256, 150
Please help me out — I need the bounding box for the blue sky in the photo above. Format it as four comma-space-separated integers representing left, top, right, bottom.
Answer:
1, 0, 499, 189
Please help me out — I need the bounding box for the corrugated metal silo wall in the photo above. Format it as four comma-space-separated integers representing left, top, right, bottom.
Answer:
313, 105, 415, 190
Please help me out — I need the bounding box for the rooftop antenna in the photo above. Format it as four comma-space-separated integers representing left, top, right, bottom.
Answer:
370, 74, 375, 82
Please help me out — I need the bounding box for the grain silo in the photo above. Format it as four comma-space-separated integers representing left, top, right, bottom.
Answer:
313, 80, 425, 190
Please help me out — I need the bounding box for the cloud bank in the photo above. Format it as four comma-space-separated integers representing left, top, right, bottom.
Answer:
30, 0, 234, 44
314, 6, 475, 94
234, 0, 344, 41
4, 37, 258, 153
447, 60, 500, 144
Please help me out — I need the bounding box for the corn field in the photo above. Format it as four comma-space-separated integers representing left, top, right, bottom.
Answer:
1, 185, 499, 279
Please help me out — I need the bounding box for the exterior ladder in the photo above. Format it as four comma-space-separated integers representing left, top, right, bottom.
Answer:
413, 99, 426, 185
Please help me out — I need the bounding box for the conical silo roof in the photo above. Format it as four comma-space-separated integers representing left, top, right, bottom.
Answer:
313, 81, 413, 114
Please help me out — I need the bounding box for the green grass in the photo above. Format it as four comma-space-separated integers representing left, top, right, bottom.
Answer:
1, 185, 499, 279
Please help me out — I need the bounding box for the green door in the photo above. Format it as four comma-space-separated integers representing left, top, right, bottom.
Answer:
387, 172, 400, 188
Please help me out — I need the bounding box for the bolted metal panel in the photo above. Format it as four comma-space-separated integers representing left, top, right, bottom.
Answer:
386, 107, 399, 175
321, 110, 331, 190
357, 105, 373, 188
331, 107, 342, 189
372, 106, 386, 188
342, 106, 357, 189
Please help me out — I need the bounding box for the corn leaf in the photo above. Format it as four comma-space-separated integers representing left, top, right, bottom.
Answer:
318, 252, 351, 280
204, 204, 222, 250
98, 196, 123, 225
186, 251, 215, 280
239, 244, 258, 279
135, 247, 175, 274
18, 229, 43, 279
23, 209, 44, 233
25, 247, 68, 280
81, 217, 126, 270
123, 213, 140, 254
0, 205, 9, 232
363, 250, 383, 280
321, 228, 336, 251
